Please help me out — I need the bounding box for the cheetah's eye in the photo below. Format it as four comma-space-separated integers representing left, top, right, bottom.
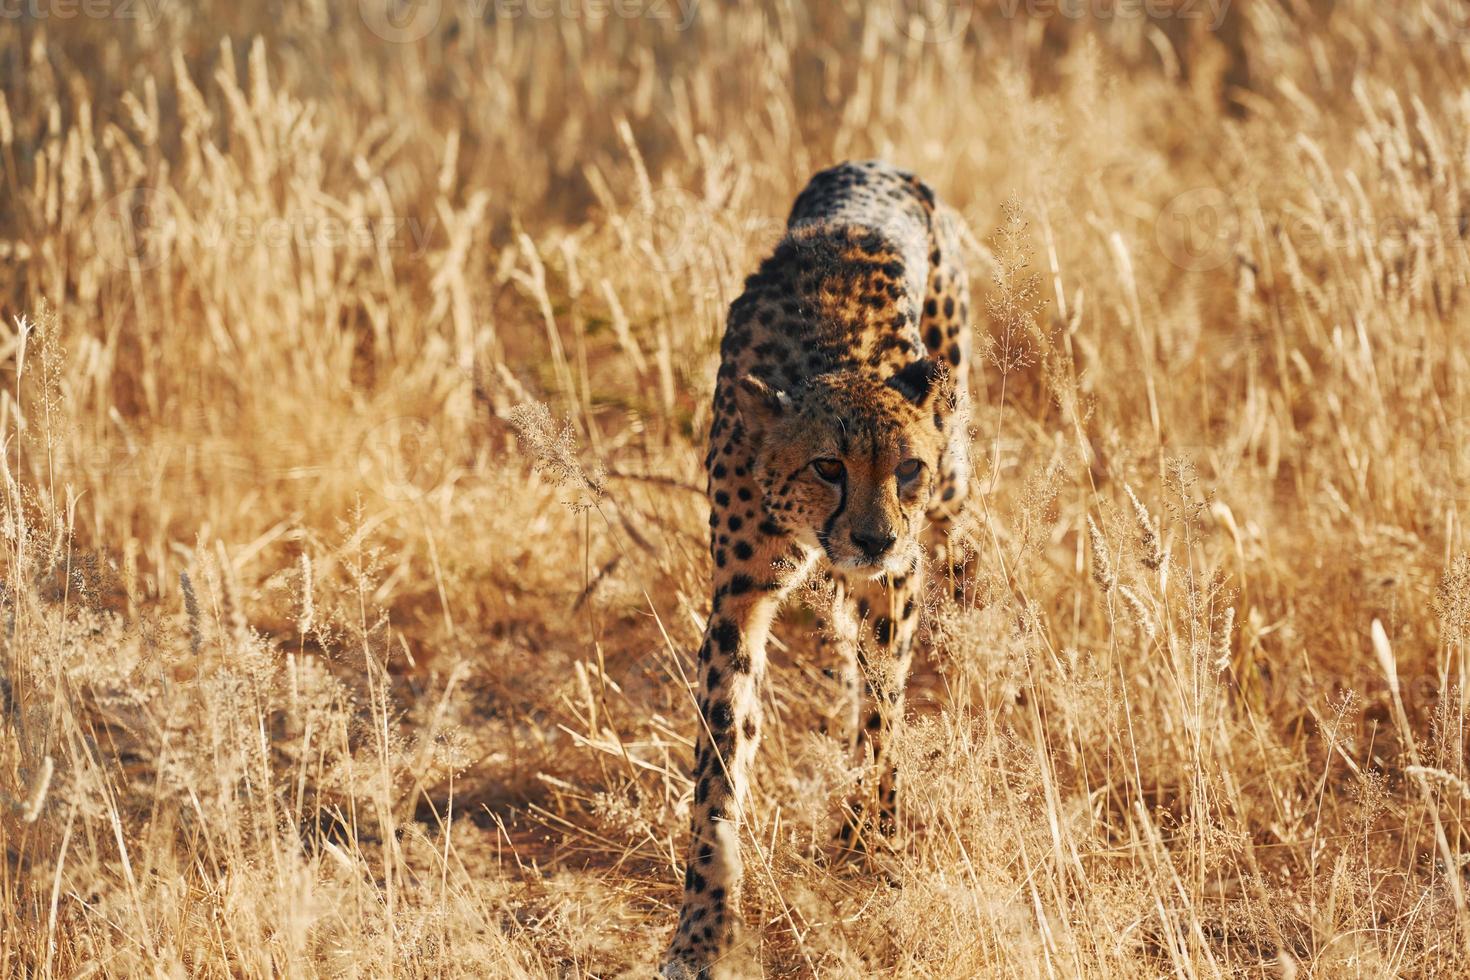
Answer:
811, 458, 846, 483
896, 458, 923, 482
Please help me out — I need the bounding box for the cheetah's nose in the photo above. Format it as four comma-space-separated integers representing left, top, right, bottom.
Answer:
851, 529, 897, 560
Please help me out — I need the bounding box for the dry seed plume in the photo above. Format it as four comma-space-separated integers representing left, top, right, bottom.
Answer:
1126, 483, 1163, 571
19, 756, 52, 823
298, 552, 315, 638
1087, 515, 1115, 592
1213, 606, 1234, 670
180, 569, 202, 655
1119, 585, 1157, 641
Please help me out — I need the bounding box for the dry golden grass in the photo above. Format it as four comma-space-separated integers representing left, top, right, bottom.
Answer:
3, 1, 1470, 975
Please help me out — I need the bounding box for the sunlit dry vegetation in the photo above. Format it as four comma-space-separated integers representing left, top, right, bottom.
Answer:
2, 0, 1470, 975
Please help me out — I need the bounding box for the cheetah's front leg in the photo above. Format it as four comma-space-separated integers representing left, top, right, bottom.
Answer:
833, 567, 923, 851
663, 557, 801, 978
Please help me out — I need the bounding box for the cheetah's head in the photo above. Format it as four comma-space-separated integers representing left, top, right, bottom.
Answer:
734, 359, 961, 579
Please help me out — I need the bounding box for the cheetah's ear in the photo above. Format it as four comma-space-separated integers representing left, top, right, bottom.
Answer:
734, 375, 789, 439
886, 357, 955, 413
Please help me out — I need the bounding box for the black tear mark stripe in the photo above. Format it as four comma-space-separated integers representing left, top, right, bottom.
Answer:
821, 470, 848, 546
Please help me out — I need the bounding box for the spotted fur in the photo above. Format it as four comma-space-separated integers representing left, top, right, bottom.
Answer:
662, 161, 973, 978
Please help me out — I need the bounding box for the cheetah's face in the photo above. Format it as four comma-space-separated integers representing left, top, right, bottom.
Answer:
735, 360, 959, 579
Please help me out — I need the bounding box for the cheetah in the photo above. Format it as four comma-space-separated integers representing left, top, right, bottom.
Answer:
662, 160, 974, 977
